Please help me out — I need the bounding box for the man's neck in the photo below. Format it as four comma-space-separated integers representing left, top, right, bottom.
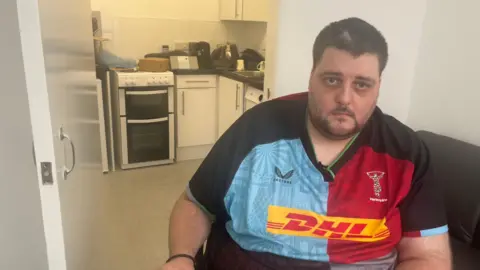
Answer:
306, 117, 356, 166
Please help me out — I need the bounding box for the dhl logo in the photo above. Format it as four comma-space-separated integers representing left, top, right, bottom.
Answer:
266, 206, 390, 242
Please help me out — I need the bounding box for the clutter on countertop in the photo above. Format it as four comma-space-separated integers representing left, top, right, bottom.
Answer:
98, 50, 137, 69
240, 49, 265, 71
138, 58, 170, 72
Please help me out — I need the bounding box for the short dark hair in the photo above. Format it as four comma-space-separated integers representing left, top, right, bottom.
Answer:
313, 17, 389, 74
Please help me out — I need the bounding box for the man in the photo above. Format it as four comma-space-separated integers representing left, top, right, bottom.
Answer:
163, 17, 452, 270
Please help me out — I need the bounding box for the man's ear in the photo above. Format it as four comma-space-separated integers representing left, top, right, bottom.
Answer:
310, 65, 316, 76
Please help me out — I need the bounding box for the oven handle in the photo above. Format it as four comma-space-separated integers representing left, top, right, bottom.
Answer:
127, 117, 168, 124
126, 90, 168, 95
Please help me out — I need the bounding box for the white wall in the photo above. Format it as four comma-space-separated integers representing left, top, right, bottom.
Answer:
270, 0, 427, 123
407, 0, 480, 145
91, 0, 220, 27
91, 0, 267, 59
0, 0, 49, 269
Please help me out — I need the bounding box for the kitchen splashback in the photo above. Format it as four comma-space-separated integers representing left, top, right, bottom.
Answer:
105, 17, 266, 60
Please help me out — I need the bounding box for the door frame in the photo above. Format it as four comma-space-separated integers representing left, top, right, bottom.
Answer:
17, 0, 68, 269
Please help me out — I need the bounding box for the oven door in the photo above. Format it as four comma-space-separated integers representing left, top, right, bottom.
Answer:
120, 116, 174, 165
119, 87, 174, 119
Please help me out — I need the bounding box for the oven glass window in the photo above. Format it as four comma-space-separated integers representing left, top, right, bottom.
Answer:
125, 89, 169, 119
127, 120, 170, 163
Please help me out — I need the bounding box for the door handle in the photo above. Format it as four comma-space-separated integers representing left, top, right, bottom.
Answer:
59, 126, 76, 180
126, 90, 168, 95
182, 91, 185, 115
127, 117, 168, 124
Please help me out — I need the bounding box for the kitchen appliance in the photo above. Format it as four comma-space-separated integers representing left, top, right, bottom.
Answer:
244, 87, 264, 111
190, 41, 213, 69
212, 43, 240, 69
170, 56, 199, 70
240, 49, 265, 70
110, 71, 176, 169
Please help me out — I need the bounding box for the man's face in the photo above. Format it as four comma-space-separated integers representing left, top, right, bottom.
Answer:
308, 47, 381, 140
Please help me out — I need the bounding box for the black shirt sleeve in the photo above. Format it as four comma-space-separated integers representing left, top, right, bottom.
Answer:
187, 113, 252, 221
399, 137, 449, 237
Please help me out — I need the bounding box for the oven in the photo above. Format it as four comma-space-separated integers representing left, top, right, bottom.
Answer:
113, 72, 176, 169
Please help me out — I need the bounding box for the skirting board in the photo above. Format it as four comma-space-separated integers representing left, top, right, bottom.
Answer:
176, 144, 213, 162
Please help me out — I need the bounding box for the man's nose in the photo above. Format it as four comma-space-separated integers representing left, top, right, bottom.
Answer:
335, 84, 353, 105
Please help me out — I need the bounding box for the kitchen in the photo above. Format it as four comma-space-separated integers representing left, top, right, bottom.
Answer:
88, 0, 271, 269
93, 0, 269, 172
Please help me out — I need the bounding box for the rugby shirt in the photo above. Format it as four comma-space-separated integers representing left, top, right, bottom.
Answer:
187, 92, 448, 269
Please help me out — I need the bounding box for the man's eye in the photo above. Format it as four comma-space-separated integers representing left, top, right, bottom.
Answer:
355, 82, 371, 90
324, 77, 341, 86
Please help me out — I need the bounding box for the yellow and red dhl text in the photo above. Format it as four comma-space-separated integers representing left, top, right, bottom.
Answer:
267, 206, 390, 242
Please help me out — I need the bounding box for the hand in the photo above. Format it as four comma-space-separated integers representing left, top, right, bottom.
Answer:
160, 257, 195, 270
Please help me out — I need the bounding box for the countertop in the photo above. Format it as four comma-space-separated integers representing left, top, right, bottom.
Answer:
173, 69, 264, 90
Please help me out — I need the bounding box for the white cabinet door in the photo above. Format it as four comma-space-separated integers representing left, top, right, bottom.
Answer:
220, 0, 243, 20
177, 88, 217, 147
243, 0, 268, 22
218, 77, 244, 138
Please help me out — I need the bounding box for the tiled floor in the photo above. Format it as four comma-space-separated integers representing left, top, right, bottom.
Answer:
81, 160, 202, 270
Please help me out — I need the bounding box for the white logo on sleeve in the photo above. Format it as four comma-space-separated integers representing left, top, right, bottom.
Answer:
367, 171, 388, 203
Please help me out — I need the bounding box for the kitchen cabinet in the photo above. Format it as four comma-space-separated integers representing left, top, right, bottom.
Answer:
177, 87, 217, 148
220, 0, 243, 21
220, 0, 268, 22
218, 77, 244, 138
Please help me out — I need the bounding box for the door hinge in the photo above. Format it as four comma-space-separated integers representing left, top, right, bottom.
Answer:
40, 162, 54, 185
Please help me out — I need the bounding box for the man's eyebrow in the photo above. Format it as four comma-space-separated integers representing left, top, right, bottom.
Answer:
355, 76, 376, 83
319, 71, 342, 77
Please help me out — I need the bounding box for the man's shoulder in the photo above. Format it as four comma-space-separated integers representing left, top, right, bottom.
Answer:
371, 109, 425, 161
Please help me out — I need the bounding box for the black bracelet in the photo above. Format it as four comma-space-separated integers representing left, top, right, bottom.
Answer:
166, 254, 196, 266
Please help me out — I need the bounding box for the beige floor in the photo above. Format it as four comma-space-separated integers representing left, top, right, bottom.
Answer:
83, 159, 202, 270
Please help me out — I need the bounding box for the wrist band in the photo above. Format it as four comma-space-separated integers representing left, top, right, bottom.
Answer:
166, 254, 196, 266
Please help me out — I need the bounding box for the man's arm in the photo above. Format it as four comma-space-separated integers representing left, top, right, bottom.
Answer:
164, 110, 251, 269
396, 234, 452, 270
169, 192, 212, 258
396, 133, 452, 269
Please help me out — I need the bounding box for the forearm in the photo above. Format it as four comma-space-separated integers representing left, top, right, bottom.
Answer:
168, 192, 212, 257
396, 257, 451, 270
396, 259, 433, 270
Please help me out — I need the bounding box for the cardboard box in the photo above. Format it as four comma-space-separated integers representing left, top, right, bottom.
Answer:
138, 58, 170, 72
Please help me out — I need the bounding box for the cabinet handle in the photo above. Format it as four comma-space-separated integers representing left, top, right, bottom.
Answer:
235, 0, 239, 18
235, 84, 239, 110
185, 80, 210, 83
182, 91, 185, 115
267, 88, 271, 99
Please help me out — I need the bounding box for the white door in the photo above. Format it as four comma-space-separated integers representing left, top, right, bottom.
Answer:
218, 77, 244, 137
177, 88, 217, 147
17, 0, 103, 269
243, 0, 268, 22
220, 0, 243, 20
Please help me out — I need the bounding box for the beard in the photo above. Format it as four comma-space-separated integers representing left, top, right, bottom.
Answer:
307, 103, 362, 141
